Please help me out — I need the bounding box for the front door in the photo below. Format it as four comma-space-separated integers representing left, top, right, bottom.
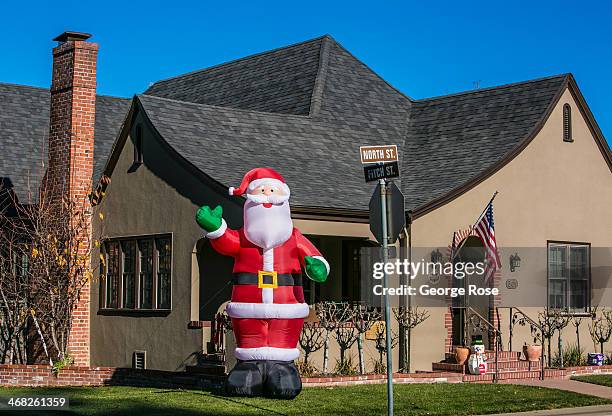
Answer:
452, 236, 490, 349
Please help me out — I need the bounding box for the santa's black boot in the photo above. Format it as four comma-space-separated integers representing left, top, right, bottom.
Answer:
225, 360, 264, 397
263, 360, 302, 399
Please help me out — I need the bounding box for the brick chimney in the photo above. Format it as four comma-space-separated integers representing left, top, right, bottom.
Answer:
47, 31, 98, 366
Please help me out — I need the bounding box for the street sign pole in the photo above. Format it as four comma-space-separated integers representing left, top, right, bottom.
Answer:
379, 179, 394, 416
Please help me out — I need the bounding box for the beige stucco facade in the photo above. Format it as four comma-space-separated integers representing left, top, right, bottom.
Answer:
408, 87, 612, 370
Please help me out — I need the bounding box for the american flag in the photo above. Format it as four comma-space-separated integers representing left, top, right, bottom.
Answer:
474, 202, 502, 283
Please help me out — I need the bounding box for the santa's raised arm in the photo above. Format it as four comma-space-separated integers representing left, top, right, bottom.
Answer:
195, 167, 328, 399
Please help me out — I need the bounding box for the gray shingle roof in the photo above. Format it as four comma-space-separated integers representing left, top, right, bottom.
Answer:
137, 36, 567, 213
0, 83, 130, 202
145, 37, 325, 115
401, 75, 567, 210
136, 36, 413, 211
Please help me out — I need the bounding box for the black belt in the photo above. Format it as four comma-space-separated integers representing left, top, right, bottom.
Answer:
233, 272, 303, 287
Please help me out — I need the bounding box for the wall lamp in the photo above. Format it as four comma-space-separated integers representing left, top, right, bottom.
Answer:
510, 253, 521, 272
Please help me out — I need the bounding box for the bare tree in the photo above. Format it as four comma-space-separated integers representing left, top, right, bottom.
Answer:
393, 306, 430, 372
298, 322, 325, 376
334, 303, 359, 374
352, 303, 381, 374
315, 302, 340, 374
589, 308, 612, 354
0, 183, 102, 365
372, 321, 398, 374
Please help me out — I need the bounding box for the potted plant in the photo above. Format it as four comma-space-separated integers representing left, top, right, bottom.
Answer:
454, 346, 470, 365
523, 343, 542, 361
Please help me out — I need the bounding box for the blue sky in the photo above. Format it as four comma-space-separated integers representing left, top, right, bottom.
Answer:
2, 1, 611, 144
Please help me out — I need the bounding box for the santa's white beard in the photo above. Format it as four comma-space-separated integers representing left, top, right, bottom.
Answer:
243, 199, 293, 249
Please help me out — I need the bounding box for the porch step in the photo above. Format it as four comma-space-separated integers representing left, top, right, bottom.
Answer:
433, 359, 542, 374
444, 350, 524, 362
462, 368, 564, 383
198, 353, 226, 364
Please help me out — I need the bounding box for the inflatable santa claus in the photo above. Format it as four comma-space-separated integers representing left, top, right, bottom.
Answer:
195, 167, 329, 399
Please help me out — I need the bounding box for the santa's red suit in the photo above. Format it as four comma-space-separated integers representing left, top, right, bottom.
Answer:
202, 167, 329, 366
207, 225, 326, 361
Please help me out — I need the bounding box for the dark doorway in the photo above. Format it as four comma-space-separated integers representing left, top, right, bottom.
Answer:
451, 236, 490, 348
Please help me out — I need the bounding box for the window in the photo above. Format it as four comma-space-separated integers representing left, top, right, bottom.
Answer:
133, 125, 143, 164
101, 235, 172, 311
548, 242, 590, 311
563, 104, 573, 142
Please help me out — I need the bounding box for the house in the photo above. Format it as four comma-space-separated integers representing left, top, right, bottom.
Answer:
1, 32, 611, 374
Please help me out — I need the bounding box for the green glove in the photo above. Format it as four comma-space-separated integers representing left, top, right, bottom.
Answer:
195, 205, 223, 233
304, 256, 328, 283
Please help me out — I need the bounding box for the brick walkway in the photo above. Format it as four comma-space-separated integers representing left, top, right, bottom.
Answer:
510, 378, 612, 400
485, 404, 612, 416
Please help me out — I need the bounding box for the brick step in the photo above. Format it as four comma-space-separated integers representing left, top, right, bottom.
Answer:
462, 368, 564, 383
433, 359, 541, 374
445, 351, 524, 362
186, 364, 226, 376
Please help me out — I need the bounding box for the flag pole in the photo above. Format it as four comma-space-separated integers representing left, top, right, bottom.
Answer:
451, 191, 499, 261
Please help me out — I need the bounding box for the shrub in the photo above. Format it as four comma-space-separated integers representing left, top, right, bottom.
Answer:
552, 343, 585, 367
334, 354, 358, 376
296, 359, 318, 377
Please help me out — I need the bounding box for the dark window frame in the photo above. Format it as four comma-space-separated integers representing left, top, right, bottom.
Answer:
100, 234, 172, 314
547, 241, 591, 313
563, 103, 573, 142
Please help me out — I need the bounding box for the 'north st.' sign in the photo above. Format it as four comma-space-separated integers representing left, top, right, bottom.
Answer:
359, 145, 398, 164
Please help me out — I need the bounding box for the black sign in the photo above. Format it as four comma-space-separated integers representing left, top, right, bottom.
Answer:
369, 181, 406, 244
363, 161, 400, 183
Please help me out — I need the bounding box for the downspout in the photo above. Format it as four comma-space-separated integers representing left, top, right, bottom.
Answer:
399, 212, 413, 372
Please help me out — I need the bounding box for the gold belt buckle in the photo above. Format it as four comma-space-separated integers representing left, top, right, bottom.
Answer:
258, 270, 278, 289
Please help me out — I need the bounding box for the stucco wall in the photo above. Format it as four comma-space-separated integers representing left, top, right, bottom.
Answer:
91, 112, 244, 371
408, 87, 612, 370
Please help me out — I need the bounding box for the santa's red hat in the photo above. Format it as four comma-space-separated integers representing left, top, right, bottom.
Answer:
229, 167, 290, 196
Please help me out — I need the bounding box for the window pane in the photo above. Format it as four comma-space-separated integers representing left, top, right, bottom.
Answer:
570, 245, 589, 310
139, 240, 153, 309
106, 242, 120, 308
122, 241, 136, 309
156, 238, 171, 309
549, 279, 567, 309
570, 279, 587, 310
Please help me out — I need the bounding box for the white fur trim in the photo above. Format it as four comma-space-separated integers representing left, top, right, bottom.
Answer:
226, 302, 310, 319
204, 219, 227, 239
247, 178, 290, 196
228, 186, 235, 196
312, 256, 330, 275
262, 248, 274, 304
234, 347, 300, 361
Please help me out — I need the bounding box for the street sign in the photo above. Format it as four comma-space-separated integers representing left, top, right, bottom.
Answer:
369, 181, 406, 244
359, 145, 398, 164
363, 161, 400, 182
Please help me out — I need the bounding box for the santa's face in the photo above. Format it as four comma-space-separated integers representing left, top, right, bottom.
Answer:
243, 182, 293, 249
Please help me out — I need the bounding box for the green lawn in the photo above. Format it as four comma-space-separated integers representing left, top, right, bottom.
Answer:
0, 384, 608, 416
571, 374, 612, 387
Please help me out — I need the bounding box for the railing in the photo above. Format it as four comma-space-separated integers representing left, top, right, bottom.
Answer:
452, 306, 502, 383
499, 306, 545, 380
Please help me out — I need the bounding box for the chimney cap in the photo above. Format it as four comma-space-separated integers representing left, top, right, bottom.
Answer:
53, 31, 92, 42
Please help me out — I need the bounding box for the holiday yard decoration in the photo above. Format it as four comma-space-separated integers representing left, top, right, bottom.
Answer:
196, 167, 329, 399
